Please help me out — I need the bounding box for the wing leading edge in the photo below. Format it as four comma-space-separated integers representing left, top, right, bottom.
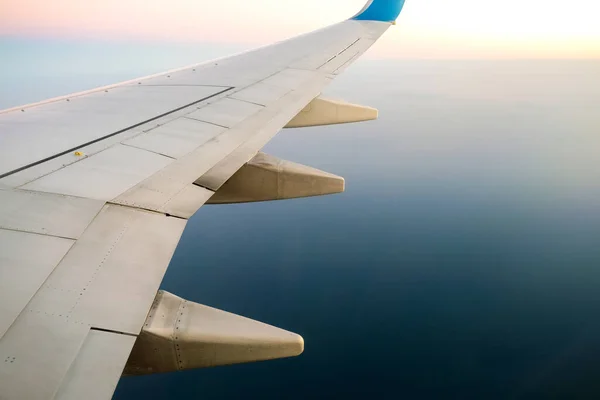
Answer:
0, 0, 406, 398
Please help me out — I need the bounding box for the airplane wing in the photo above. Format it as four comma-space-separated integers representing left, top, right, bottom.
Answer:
0, 1, 405, 398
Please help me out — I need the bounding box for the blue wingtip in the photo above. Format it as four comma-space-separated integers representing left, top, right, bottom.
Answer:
352, 0, 406, 22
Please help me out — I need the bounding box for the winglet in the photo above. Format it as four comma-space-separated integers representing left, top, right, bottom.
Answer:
352, 0, 406, 22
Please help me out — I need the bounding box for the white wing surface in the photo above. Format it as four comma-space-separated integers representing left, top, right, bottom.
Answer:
0, 1, 406, 398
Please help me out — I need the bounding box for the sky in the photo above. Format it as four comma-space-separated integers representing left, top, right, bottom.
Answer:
1, 0, 599, 59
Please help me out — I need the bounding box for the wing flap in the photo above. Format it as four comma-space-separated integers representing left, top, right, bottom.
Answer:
25, 204, 186, 335
0, 205, 185, 399
55, 330, 136, 400
0, 311, 90, 399
0, 229, 74, 339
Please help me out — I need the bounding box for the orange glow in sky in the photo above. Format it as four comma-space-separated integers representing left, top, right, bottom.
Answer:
1, 0, 599, 58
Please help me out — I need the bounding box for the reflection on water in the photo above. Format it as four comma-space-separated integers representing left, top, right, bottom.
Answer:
3, 43, 600, 398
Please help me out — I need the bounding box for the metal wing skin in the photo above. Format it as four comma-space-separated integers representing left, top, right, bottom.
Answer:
0, 1, 405, 398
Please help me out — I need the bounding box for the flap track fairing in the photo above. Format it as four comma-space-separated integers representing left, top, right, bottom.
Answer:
206, 152, 344, 204
284, 96, 378, 128
124, 291, 304, 375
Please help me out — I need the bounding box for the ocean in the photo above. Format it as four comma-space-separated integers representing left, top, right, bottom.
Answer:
2, 39, 600, 398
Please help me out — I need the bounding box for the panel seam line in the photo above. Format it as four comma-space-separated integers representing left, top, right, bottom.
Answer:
91, 327, 138, 338
0, 226, 77, 241
120, 142, 177, 160
182, 116, 230, 129
106, 201, 195, 220
0, 87, 234, 180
